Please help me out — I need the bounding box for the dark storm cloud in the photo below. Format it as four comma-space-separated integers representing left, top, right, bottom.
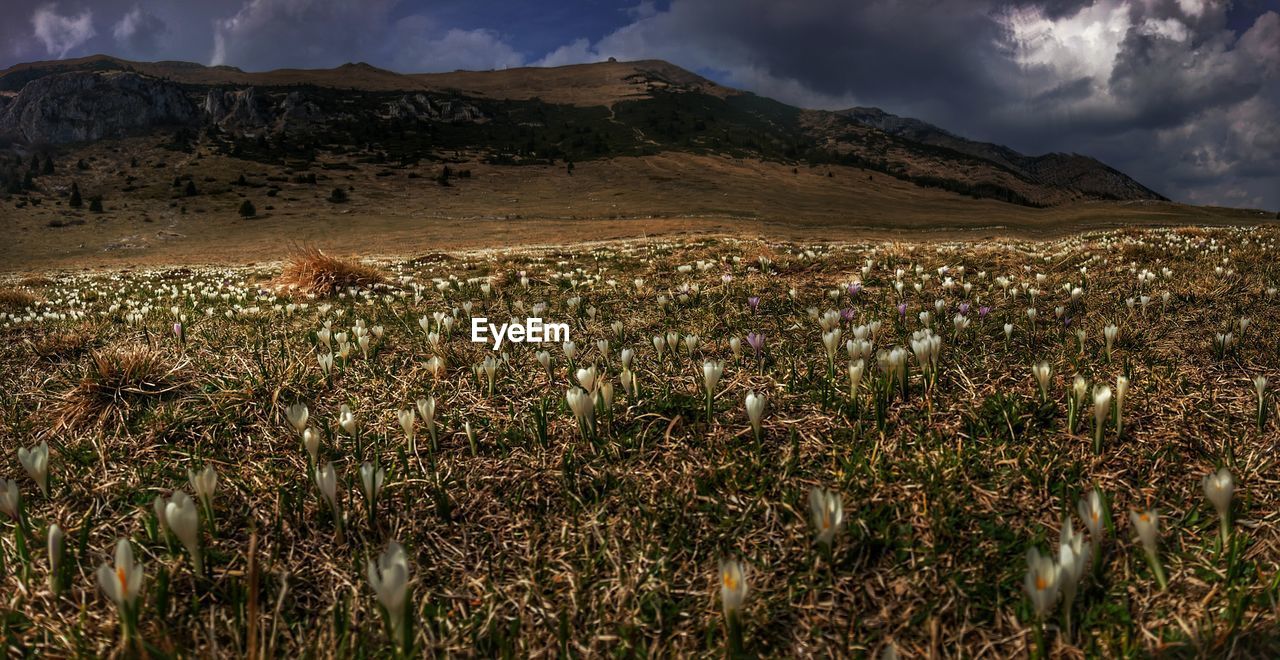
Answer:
0, 0, 1276, 209
541, 0, 1280, 209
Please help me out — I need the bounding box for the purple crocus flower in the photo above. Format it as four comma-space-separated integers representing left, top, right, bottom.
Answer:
173, 322, 185, 343
978, 305, 991, 318
898, 303, 908, 318
958, 302, 971, 315
722, 273, 733, 284
847, 282, 863, 297
840, 308, 856, 322
745, 332, 764, 357
747, 296, 761, 313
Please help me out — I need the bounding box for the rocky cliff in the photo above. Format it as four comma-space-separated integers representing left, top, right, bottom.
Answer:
0, 70, 197, 144
0, 68, 484, 145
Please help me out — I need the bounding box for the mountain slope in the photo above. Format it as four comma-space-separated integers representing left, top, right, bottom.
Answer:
0, 55, 1166, 209
839, 106, 1166, 201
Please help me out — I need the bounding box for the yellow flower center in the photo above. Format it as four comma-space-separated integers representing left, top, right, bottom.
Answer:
723, 572, 737, 591
1035, 575, 1047, 591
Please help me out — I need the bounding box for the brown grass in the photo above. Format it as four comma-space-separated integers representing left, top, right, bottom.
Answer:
30, 327, 97, 361
2, 136, 1271, 274
0, 287, 40, 310
272, 246, 388, 297
55, 346, 185, 431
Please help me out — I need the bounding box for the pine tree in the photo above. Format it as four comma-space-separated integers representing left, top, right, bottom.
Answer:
239, 199, 256, 218
69, 182, 82, 208
185, 180, 198, 196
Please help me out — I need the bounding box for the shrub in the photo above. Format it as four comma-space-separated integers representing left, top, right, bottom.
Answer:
329, 187, 348, 203
69, 182, 82, 208
239, 199, 256, 218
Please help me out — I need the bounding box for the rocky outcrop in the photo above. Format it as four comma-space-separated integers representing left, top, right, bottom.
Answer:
203, 87, 265, 128
386, 93, 483, 122
0, 70, 197, 144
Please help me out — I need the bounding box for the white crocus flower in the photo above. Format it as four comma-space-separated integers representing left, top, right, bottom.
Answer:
1202, 468, 1234, 547
566, 387, 595, 438
48, 523, 66, 594
744, 391, 765, 440
367, 540, 412, 650
1092, 385, 1111, 454
165, 491, 203, 574
303, 427, 321, 465
189, 466, 217, 520
1023, 547, 1060, 618
1129, 509, 1167, 589
339, 405, 358, 437
17, 441, 49, 497
397, 408, 416, 450
96, 538, 145, 639
718, 558, 748, 619
286, 403, 309, 434
1031, 362, 1052, 402
360, 461, 386, 503
0, 479, 19, 520
416, 396, 438, 448
808, 486, 845, 549
315, 461, 344, 542
1114, 376, 1129, 437
1057, 520, 1090, 637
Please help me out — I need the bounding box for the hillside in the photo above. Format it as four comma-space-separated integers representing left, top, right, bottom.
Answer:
1, 131, 1269, 272
0, 55, 1173, 211
839, 107, 1167, 201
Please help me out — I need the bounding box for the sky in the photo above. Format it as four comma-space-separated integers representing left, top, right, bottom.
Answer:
2, 0, 1278, 210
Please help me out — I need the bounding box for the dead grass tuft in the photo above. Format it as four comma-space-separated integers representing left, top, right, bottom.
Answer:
55, 346, 185, 431
272, 246, 388, 297
30, 327, 98, 361
0, 287, 40, 310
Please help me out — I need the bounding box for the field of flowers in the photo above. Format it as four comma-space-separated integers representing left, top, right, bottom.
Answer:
1, 226, 1278, 657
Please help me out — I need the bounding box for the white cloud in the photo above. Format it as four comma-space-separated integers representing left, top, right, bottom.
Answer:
211, 0, 397, 69
30, 3, 96, 59
113, 5, 167, 55
389, 20, 525, 72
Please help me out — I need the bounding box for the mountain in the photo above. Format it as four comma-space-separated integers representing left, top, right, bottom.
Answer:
0, 55, 1165, 208
838, 107, 1166, 202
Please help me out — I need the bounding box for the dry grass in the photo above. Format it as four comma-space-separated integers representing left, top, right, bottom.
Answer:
0, 226, 1277, 657
2, 134, 1271, 274
0, 286, 40, 310
272, 246, 388, 297
53, 345, 185, 431
30, 326, 97, 361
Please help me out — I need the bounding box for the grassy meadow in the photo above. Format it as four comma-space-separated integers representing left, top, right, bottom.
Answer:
1, 225, 1278, 657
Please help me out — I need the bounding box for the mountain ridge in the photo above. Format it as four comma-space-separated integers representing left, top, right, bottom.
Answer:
0, 55, 1168, 208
